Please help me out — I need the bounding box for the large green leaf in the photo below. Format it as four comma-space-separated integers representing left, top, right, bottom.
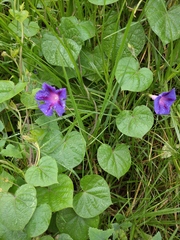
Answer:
25, 204, 52, 237
97, 144, 131, 179
145, 0, 180, 45
102, 11, 146, 59
37, 174, 73, 212
60, 16, 95, 44
25, 156, 58, 187
73, 175, 112, 218
0, 184, 37, 231
0, 222, 29, 240
55, 131, 86, 170
56, 208, 99, 240
88, 0, 118, 5
115, 57, 153, 92
116, 105, 154, 138
0, 81, 26, 103
41, 32, 81, 68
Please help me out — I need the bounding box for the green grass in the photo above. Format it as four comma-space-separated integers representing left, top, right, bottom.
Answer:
0, 0, 180, 239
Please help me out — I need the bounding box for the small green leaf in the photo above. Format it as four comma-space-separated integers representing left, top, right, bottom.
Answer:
25, 204, 52, 237
9, 19, 39, 37
41, 32, 81, 68
57, 233, 73, 240
0, 184, 37, 231
116, 105, 154, 138
0, 120, 4, 132
145, 0, 180, 45
73, 175, 112, 218
56, 131, 86, 170
89, 227, 113, 240
9, 9, 29, 22
25, 156, 58, 187
1, 144, 22, 158
0, 81, 26, 104
115, 57, 153, 92
20, 89, 37, 109
97, 144, 131, 179
56, 208, 99, 240
152, 232, 162, 240
37, 174, 73, 212
88, 0, 118, 5
0, 170, 15, 192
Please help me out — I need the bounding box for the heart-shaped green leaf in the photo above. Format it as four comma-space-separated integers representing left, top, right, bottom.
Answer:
25, 204, 52, 237
145, 0, 180, 45
55, 131, 86, 170
41, 32, 81, 68
8, 19, 39, 37
73, 175, 112, 218
116, 105, 154, 138
0, 81, 26, 104
25, 156, 58, 187
0, 184, 37, 231
1, 144, 22, 158
102, 12, 146, 59
60, 17, 95, 44
9, 9, 29, 22
56, 208, 99, 240
37, 174, 73, 212
115, 57, 153, 92
97, 144, 131, 179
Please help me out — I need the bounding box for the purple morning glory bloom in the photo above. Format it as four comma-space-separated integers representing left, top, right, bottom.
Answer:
35, 83, 66, 116
150, 88, 176, 115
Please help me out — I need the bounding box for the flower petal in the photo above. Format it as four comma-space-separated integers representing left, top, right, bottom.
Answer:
38, 102, 53, 116
153, 88, 176, 115
56, 88, 67, 99
54, 101, 66, 116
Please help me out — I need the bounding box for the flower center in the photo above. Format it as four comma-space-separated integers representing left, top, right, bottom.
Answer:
49, 93, 59, 105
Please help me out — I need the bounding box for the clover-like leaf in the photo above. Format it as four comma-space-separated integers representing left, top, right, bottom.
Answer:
25, 156, 58, 187
97, 144, 131, 179
73, 175, 112, 218
116, 105, 154, 138
0, 184, 37, 231
56, 208, 99, 240
115, 57, 153, 92
145, 0, 180, 45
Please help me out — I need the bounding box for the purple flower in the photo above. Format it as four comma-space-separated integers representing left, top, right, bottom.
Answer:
35, 83, 66, 116
150, 88, 176, 115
